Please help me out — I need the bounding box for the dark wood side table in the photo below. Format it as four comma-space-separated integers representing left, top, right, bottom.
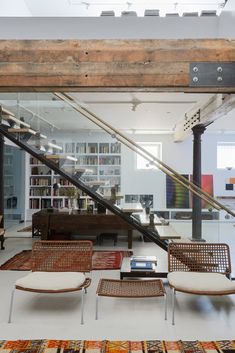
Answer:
32, 210, 134, 249
95, 278, 167, 320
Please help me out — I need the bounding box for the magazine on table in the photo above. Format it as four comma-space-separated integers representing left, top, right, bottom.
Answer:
130, 261, 155, 271
130, 255, 157, 264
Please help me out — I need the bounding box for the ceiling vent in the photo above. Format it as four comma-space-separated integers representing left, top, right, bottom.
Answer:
121, 11, 137, 16
200, 10, 217, 16
100, 10, 115, 16
144, 9, 160, 16
165, 13, 179, 17
183, 12, 199, 17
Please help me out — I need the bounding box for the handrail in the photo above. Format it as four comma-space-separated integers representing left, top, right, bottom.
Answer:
54, 92, 235, 218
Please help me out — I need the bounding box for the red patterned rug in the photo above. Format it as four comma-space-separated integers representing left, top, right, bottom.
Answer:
0, 250, 132, 271
0, 339, 234, 352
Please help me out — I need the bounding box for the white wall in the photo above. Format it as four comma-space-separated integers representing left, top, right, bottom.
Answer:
50, 130, 235, 211
121, 132, 235, 210
0, 15, 234, 39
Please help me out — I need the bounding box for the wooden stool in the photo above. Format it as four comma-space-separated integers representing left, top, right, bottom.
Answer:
97, 233, 118, 246
95, 278, 167, 320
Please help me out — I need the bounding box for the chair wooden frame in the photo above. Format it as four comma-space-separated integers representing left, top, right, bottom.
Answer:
168, 242, 235, 325
8, 240, 93, 324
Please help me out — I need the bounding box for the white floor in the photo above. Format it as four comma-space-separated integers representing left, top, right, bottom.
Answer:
0, 224, 235, 341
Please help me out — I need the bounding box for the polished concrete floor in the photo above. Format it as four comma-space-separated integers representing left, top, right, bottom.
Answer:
0, 222, 235, 341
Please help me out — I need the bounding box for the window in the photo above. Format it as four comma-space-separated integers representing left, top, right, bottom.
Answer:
217, 142, 235, 169
136, 142, 162, 170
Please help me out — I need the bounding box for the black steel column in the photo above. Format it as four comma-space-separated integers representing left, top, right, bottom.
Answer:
0, 133, 4, 227
192, 125, 206, 241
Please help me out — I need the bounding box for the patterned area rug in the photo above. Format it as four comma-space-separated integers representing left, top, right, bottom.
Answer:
0, 340, 235, 352
0, 250, 132, 271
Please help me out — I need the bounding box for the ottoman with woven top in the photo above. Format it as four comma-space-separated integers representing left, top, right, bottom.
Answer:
95, 278, 167, 320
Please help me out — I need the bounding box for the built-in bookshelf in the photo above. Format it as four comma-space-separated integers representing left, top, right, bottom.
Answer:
28, 156, 93, 215
57, 141, 121, 194
27, 141, 121, 217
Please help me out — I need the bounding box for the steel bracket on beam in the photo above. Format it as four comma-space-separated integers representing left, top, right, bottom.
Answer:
190, 63, 235, 87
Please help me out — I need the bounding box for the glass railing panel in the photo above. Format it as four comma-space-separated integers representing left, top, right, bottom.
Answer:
1, 91, 235, 257
0, 93, 164, 246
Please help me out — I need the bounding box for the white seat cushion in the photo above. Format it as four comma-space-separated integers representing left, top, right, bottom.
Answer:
16, 272, 86, 291
168, 272, 235, 294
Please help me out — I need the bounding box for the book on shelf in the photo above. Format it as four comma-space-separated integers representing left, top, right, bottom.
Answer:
130, 255, 157, 264
130, 261, 155, 270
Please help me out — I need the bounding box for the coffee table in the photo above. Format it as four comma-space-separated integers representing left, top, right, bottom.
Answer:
95, 278, 167, 320
120, 257, 168, 279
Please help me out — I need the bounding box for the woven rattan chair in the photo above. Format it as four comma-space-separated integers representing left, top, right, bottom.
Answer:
168, 242, 235, 325
8, 240, 93, 324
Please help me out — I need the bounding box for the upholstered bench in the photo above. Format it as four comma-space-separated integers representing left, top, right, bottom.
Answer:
95, 278, 167, 320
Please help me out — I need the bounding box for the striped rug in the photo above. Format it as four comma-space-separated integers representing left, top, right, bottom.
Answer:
0, 339, 234, 352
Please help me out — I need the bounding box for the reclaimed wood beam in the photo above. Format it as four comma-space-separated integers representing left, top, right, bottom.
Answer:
0, 39, 235, 92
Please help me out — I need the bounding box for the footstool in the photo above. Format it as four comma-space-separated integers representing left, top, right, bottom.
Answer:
95, 278, 167, 320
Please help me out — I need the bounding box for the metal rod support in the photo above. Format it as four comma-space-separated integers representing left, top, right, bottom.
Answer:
95, 294, 99, 320
81, 287, 85, 325
164, 293, 167, 320
8, 288, 15, 323
172, 288, 175, 325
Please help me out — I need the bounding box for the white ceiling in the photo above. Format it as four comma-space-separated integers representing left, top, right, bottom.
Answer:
0, 0, 229, 17
0, 92, 234, 136
0, 1, 234, 137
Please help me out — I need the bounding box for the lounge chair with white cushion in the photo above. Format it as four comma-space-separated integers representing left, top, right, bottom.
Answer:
8, 240, 93, 324
168, 242, 235, 325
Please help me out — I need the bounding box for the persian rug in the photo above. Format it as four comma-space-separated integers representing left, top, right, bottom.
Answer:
0, 339, 235, 353
0, 250, 132, 271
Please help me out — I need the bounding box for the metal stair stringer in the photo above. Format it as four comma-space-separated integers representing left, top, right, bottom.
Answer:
0, 123, 168, 251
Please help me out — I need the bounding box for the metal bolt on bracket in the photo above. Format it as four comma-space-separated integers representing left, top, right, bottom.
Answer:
193, 77, 199, 83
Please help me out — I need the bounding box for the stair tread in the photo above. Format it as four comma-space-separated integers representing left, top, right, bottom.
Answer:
45, 154, 66, 159
63, 167, 93, 173
85, 181, 106, 185
8, 128, 31, 133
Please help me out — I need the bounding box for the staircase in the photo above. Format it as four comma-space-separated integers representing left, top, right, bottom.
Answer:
1, 97, 234, 252
0, 106, 168, 251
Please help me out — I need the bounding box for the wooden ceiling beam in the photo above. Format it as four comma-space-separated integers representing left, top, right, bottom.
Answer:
0, 39, 234, 92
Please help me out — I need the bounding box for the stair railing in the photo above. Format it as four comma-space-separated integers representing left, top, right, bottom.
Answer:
54, 92, 235, 218
0, 106, 169, 251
